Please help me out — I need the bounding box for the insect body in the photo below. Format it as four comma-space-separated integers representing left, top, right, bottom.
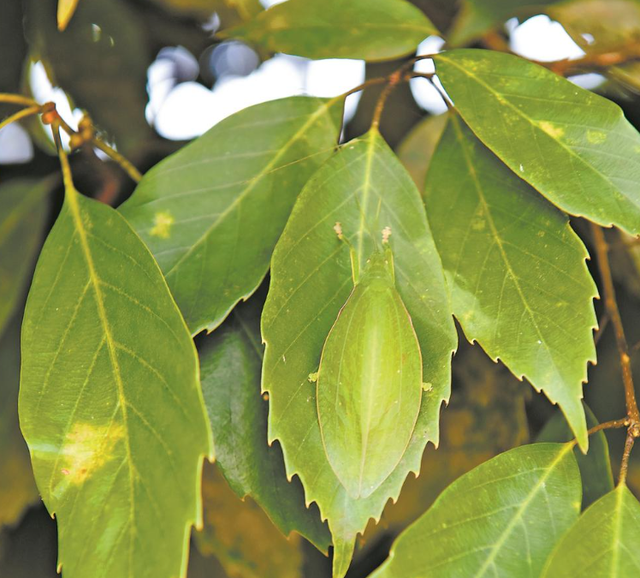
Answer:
315, 224, 424, 499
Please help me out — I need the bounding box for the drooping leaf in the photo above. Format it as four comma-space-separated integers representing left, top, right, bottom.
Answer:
396, 113, 448, 190
198, 297, 330, 551
541, 484, 640, 576
538, 404, 614, 508
195, 464, 302, 578
57, 0, 80, 30
20, 187, 212, 578
371, 443, 581, 578
424, 113, 597, 449
434, 49, 640, 236
221, 0, 437, 61
0, 178, 51, 340
262, 129, 456, 577
120, 96, 343, 335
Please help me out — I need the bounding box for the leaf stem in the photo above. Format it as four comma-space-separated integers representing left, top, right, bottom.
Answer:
0, 93, 39, 107
91, 138, 142, 183
52, 122, 77, 194
0, 105, 42, 132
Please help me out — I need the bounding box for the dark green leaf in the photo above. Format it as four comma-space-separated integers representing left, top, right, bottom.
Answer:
20, 188, 211, 578
222, 0, 437, 61
120, 96, 343, 335
262, 129, 456, 577
434, 49, 640, 235
372, 443, 581, 578
538, 404, 614, 508
425, 114, 597, 449
541, 484, 640, 576
198, 298, 330, 551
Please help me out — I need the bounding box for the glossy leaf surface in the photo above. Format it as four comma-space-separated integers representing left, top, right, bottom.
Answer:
425, 114, 597, 449
121, 96, 342, 335
222, 0, 436, 61
372, 443, 581, 578
198, 298, 330, 551
434, 49, 640, 235
20, 188, 211, 578
262, 129, 456, 577
542, 484, 640, 577
0, 179, 50, 339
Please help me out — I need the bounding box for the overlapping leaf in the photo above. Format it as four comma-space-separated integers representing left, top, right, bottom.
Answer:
121, 96, 343, 335
198, 298, 330, 551
261, 129, 456, 577
542, 484, 640, 576
20, 187, 211, 578
371, 443, 581, 578
425, 114, 597, 449
0, 179, 51, 339
434, 49, 640, 235
222, 0, 437, 61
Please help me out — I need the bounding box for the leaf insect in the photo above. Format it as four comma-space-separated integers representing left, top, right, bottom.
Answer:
310, 223, 427, 499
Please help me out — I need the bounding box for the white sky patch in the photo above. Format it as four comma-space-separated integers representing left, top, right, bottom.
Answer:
260, 0, 287, 7
411, 36, 448, 115
510, 15, 585, 62
0, 123, 33, 164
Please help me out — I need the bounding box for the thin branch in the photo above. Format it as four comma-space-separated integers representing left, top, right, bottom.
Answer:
0, 105, 42, 132
0, 93, 39, 107
619, 431, 636, 486
91, 138, 142, 183
586, 418, 629, 437
52, 121, 76, 194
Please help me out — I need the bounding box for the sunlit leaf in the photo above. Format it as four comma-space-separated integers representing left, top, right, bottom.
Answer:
372, 443, 581, 578
222, 0, 437, 61
20, 187, 212, 578
425, 113, 597, 449
198, 297, 330, 551
262, 129, 456, 577
121, 96, 343, 335
434, 49, 640, 235
195, 464, 302, 578
538, 404, 614, 508
541, 484, 640, 576
57, 0, 80, 31
0, 179, 51, 340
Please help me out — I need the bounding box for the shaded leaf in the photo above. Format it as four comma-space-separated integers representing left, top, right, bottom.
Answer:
148, 0, 262, 25
396, 113, 447, 190
371, 443, 581, 578
541, 484, 640, 576
20, 187, 211, 578
0, 178, 51, 340
434, 49, 640, 235
121, 96, 343, 335
222, 0, 437, 61
57, 0, 80, 31
425, 113, 597, 448
198, 297, 330, 551
538, 404, 614, 508
262, 129, 456, 577
195, 464, 302, 578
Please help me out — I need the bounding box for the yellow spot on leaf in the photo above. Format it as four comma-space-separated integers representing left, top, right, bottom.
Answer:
150, 211, 175, 239
586, 130, 606, 144
539, 121, 564, 139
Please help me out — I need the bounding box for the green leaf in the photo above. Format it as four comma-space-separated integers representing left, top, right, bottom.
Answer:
371, 443, 581, 578
262, 129, 456, 577
424, 113, 597, 449
434, 49, 640, 236
396, 113, 448, 190
20, 188, 212, 578
538, 404, 614, 508
0, 179, 51, 340
198, 298, 330, 552
120, 96, 343, 335
57, 0, 80, 30
541, 484, 640, 576
221, 0, 437, 61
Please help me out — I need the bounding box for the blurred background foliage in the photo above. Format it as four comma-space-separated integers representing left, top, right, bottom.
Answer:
2, 0, 640, 576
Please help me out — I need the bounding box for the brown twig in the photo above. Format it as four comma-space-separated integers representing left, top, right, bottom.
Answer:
591, 223, 640, 484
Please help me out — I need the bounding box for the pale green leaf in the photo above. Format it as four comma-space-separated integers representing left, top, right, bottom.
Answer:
538, 404, 614, 508
396, 113, 448, 190
222, 0, 437, 61
434, 49, 640, 235
198, 298, 330, 551
0, 179, 51, 340
120, 96, 343, 335
541, 484, 640, 577
20, 188, 212, 578
57, 0, 80, 31
371, 443, 581, 578
424, 114, 597, 449
262, 129, 456, 577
